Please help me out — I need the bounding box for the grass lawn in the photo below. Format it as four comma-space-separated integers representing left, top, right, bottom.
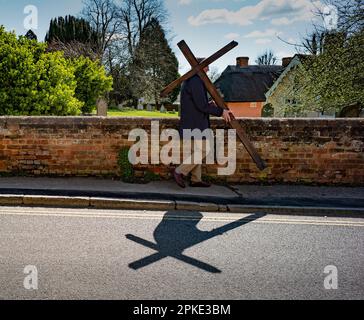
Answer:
107, 108, 179, 118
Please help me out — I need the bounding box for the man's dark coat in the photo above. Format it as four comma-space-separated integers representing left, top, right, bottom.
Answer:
179, 75, 223, 136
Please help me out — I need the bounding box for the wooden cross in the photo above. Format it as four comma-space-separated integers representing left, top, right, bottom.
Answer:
160, 40, 267, 171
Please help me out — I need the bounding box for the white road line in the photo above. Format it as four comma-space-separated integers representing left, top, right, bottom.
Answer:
0, 208, 364, 228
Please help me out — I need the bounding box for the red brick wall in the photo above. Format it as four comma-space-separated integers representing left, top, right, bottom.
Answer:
0, 117, 363, 185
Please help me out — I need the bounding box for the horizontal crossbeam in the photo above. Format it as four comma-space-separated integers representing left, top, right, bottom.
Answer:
160, 41, 238, 98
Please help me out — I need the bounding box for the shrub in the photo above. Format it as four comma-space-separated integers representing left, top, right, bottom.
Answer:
0, 26, 112, 116
144, 170, 161, 182
72, 56, 113, 114
117, 148, 135, 183
0, 27, 83, 115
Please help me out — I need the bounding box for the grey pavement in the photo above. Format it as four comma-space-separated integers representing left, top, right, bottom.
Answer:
0, 177, 363, 209
0, 206, 363, 300
232, 184, 364, 199
0, 176, 236, 199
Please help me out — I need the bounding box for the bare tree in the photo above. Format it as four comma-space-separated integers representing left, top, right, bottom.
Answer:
255, 50, 278, 65
46, 40, 99, 60
314, 0, 363, 34
301, 31, 326, 55
80, 0, 169, 105
277, 0, 363, 55
120, 0, 167, 57
209, 67, 221, 83
81, 0, 122, 55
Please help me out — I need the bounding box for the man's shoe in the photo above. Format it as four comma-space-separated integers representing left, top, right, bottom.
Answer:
172, 169, 186, 188
190, 181, 211, 188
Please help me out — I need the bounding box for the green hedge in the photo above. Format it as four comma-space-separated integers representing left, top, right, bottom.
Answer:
0, 26, 112, 116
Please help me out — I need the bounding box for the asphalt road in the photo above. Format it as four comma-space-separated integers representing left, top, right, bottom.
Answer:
0, 206, 363, 300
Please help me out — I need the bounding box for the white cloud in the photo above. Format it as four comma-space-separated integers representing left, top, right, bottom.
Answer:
271, 17, 291, 25
188, 0, 324, 27
244, 28, 281, 38
224, 32, 240, 40
188, 8, 251, 26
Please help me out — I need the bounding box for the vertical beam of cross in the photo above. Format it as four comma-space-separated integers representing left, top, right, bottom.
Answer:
176, 40, 267, 171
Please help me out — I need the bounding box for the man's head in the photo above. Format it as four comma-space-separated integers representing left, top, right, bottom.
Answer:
197, 57, 209, 73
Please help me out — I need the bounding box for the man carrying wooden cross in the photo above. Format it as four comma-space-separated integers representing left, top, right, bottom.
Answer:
172, 58, 232, 189
165, 40, 266, 188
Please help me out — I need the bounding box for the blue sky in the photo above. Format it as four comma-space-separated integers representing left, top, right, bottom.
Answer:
0, 0, 324, 73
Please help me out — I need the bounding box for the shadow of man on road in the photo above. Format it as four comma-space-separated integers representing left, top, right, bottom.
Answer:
126, 211, 265, 274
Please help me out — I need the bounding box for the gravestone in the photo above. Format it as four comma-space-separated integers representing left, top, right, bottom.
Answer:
160, 104, 167, 113
97, 98, 108, 116
147, 104, 152, 111
137, 98, 145, 110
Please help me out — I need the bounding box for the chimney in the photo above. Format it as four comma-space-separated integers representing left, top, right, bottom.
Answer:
236, 57, 249, 67
282, 57, 293, 68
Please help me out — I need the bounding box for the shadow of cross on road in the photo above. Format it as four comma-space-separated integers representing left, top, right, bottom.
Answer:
126, 211, 265, 274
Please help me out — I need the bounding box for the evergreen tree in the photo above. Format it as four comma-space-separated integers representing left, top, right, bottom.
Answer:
45, 15, 99, 48
25, 30, 37, 41
130, 18, 180, 106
